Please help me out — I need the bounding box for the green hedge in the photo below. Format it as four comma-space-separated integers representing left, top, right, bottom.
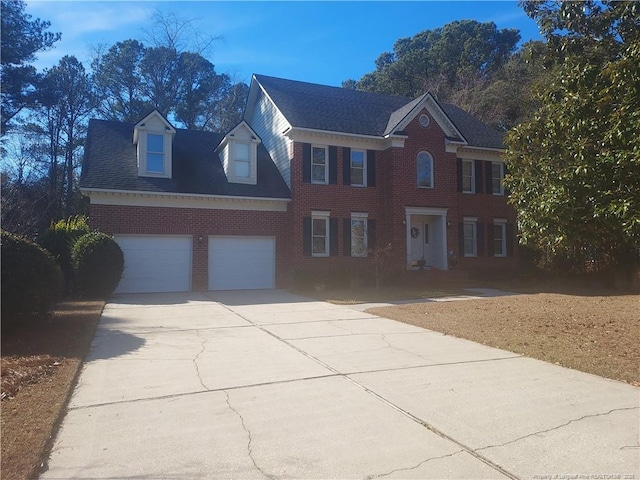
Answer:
72, 232, 124, 298
1, 230, 62, 324
39, 216, 90, 293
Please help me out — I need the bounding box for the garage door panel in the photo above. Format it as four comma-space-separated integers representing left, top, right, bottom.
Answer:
209, 237, 275, 291
115, 236, 192, 294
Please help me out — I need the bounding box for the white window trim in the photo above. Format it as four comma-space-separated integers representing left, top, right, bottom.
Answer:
462, 159, 475, 194
311, 211, 330, 257
492, 162, 505, 196
228, 139, 258, 185
351, 212, 368, 257
417, 151, 434, 189
463, 217, 478, 258
493, 219, 507, 257
350, 149, 367, 187
311, 145, 329, 185
133, 110, 175, 179
145, 133, 165, 174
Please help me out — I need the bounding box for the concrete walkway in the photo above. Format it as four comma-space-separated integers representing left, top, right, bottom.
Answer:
346, 287, 519, 311
42, 290, 639, 479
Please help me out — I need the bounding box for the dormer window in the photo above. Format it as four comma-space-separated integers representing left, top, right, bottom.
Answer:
146, 134, 165, 173
234, 142, 251, 178
133, 110, 176, 179
216, 121, 261, 185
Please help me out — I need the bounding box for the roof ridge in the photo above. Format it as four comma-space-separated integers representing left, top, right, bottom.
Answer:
253, 73, 415, 103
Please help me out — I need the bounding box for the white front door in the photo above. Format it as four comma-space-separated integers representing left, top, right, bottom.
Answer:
209, 236, 275, 290
405, 207, 449, 270
410, 220, 434, 266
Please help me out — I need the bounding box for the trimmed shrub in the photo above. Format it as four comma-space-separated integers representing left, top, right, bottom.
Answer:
39, 216, 90, 294
72, 232, 124, 298
1, 230, 62, 324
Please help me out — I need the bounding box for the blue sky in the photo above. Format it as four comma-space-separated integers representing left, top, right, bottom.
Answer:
25, 1, 543, 87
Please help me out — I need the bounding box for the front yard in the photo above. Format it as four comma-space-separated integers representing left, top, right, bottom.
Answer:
369, 292, 640, 386
1, 301, 104, 480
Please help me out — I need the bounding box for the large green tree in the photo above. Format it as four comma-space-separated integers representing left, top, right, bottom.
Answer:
344, 20, 525, 127
1, 0, 60, 134
505, 0, 640, 274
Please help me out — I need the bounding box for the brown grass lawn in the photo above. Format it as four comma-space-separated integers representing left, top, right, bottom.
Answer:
369, 292, 640, 386
1, 301, 104, 480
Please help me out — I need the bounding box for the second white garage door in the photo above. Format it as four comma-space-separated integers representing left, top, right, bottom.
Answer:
209, 236, 275, 290
114, 235, 192, 294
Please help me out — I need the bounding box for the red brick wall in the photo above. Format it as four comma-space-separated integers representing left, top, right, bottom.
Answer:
287, 108, 518, 279
387, 109, 518, 271
89, 204, 289, 291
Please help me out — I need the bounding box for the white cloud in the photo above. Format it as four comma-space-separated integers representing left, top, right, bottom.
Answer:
24, 1, 156, 68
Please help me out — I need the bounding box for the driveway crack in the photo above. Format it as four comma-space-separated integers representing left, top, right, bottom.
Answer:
475, 406, 640, 452
193, 330, 209, 391
224, 390, 274, 480
366, 449, 464, 479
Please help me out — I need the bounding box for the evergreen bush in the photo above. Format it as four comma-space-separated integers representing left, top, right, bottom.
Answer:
72, 232, 124, 298
1, 230, 62, 324
39, 216, 90, 294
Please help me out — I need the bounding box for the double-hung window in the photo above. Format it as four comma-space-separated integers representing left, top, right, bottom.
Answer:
146, 133, 165, 173
312, 213, 330, 257
416, 151, 434, 188
350, 149, 366, 187
311, 145, 328, 184
462, 160, 474, 193
234, 142, 251, 179
493, 220, 507, 257
463, 218, 477, 257
492, 163, 505, 195
351, 214, 368, 257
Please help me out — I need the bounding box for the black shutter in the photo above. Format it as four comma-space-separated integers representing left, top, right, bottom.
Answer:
457, 159, 463, 192
303, 217, 312, 256
477, 223, 485, 256
343, 218, 351, 257
343, 147, 351, 185
458, 223, 465, 255
367, 150, 376, 187
474, 160, 483, 194
329, 218, 338, 256
302, 144, 311, 183
506, 223, 515, 257
329, 146, 338, 185
486, 162, 494, 194
368, 219, 376, 251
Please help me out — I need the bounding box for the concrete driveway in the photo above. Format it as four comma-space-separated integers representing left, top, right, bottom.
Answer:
42, 290, 639, 479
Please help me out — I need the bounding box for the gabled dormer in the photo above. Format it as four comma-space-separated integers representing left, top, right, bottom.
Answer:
216, 121, 261, 185
133, 110, 176, 178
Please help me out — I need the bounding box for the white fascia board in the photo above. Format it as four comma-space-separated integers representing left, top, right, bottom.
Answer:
81, 188, 289, 212
395, 93, 467, 145
451, 145, 507, 162
285, 127, 389, 150
405, 206, 448, 217
133, 110, 176, 144
215, 121, 262, 154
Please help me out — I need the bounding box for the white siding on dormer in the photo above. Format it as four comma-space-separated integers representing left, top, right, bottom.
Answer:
219, 122, 259, 185
134, 110, 175, 179
220, 142, 230, 174
249, 90, 292, 187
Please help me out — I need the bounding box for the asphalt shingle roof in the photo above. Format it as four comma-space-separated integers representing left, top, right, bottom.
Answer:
255, 74, 505, 149
80, 119, 291, 199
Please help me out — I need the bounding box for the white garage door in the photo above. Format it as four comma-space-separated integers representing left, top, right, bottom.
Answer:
114, 235, 192, 294
209, 236, 275, 290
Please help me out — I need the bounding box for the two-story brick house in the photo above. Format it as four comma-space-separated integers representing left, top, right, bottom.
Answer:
80, 74, 516, 294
